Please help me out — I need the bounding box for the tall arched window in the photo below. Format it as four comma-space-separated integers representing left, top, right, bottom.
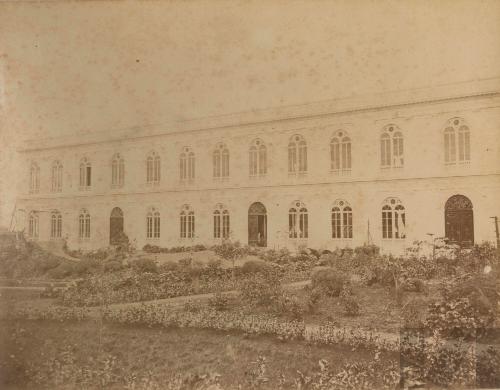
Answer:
146, 207, 160, 239
331, 200, 353, 239
213, 204, 230, 239
180, 147, 195, 181
51, 161, 63, 192
78, 209, 91, 239
180, 205, 195, 238
213, 143, 229, 178
146, 151, 161, 184
111, 153, 125, 187
249, 139, 267, 177
330, 131, 352, 173
444, 118, 470, 164
289, 201, 308, 238
28, 211, 39, 239
51, 211, 62, 238
79, 158, 92, 189
380, 125, 404, 168
288, 135, 307, 173
30, 162, 40, 193
382, 198, 406, 239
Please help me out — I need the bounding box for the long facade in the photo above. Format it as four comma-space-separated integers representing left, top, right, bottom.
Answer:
15, 80, 500, 254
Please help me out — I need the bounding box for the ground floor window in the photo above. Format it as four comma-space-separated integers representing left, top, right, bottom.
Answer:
382, 198, 405, 239
213, 205, 230, 239
28, 211, 39, 239
79, 209, 91, 239
332, 200, 352, 239
180, 205, 195, 238
289, 201, 308, 239
51, 211, 62, 238
146, 208, 160, 239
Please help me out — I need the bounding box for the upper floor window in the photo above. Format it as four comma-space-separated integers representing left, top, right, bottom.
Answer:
146, 151, 161, 184
331, 199, 353, 239
213, 143, 229, 178
29, 162, 40, 194
111, 153, 125, 188
213, 203, 230, 239
79, 158, 92, 189
180, 204, 195, 238
146, 207, 160, 239
380, 125, 404, 168
78, 208, 91, 239
289, 201, 308, 239
51, 210, 62, 239
288, 135, 307, 174
249, 139, 267, 177
444, 118, 470, 164
51, 161, 63, 192
330, 131, 351, 173
382, 197, 406, 239
180, 147, 195, 181
28, 211, 39, 239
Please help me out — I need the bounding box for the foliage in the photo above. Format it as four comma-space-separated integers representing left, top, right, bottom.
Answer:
239, 273, 282, 307
339, 285, 360, 317
311, 267, 348, 297
208, 291, 230, 311
142, 244, 207, 253
212, 240, 248, 266
131, 258, 158, 273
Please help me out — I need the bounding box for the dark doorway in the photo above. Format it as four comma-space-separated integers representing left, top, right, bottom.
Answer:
445, 195, 474, 247
110, 207, 124, 245
248, 202, 267, 247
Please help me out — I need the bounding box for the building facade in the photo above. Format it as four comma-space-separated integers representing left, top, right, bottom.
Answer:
14, 80, 500, 254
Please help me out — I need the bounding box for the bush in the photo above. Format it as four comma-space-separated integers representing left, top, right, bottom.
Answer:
273, 292, 305, 319
400, 278, 427, 293
241, 259, 272, 275
311, 267, 348, 297
208, 291, 229, 311
239, 273, 282, 307
401, 297, 427, 329
103, 260, 123, 272
46, 262, 75, 279
131, 258, 157, 273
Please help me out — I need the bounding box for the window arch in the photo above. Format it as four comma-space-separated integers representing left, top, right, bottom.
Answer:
51, 160, 63, 192
28, 211, 39, 239
331, 200, 353, 239
289, 201, 308, 238
51, 210, 62, 238
444, 118, 470, 164
111, 153, 125, 187
146, 207, 160, 239
78, 209, 91, 239
30, 162, 40, 193
381, 198, 406, 239
288, 135, 307, 173
180, 204, 195, 238
213, 143, 229, 178
249, 139, 267, 177
330, 131, 351, 172
213, 203, 230, 239
79, 158, 92, 189
146, 151, 161, 184
380, 125, 404, 168
180, 147, 195, 181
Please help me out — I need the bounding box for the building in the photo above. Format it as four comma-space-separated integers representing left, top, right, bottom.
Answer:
14, 79, 500, 254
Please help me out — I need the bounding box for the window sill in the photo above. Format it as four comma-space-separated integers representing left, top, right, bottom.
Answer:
50, 189, 63, 193
288, 172, 307, 178
330, 169, 351, 176
179, 179, 196, 185
146, 182, 161, 187
249, 174, 267, 179
213, 177, 230, 182
111, 184, 124, 189
79, 186, 92, 191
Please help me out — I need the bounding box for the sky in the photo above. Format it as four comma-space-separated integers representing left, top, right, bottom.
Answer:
1, 0, 500, 226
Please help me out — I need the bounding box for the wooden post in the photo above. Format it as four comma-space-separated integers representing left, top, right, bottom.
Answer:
491, 216, 500, 250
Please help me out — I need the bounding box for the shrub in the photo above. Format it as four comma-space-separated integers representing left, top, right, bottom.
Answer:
304, 286, 323, 313
131, 258, 158, 273
208, 291, 229, 311
103, 260, 123, 272
311, 267, 348, 297
239, 273, 282, 307
400, 278, 427, 293
400, 297, 427, 329
46, 262, 75, 279
273, 292, 305, 319
241, 259, 272, 275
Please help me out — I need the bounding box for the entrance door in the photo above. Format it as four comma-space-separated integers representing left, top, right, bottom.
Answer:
110, 207, 124, 245
445, 195, 474, 247
248, 202, 267, 247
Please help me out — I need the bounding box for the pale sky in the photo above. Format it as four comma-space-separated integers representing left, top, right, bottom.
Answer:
1, 0, 500, 225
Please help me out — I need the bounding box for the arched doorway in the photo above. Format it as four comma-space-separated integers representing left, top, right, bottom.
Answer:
445, 195, 474, 247
110, 207, 124, 245
248, 202, 267, 247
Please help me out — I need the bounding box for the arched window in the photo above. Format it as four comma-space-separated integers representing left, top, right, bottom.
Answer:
51, 161, 63, 192
51, 211, 62, 238
381, 198, 406, 239
444, 118, 470, 164
78, 209, 91, 239
79, 158, 92, 189
28, 211, 39, 238
146, 207, 160, 239
288, 135, 307, 173
249, 139, 267, 177
213, 143, 229, 178
380, 125, 404, 168
213, 204, 230, 239
331, 200, 353, 239
146, 151, 161, 184
180, 205, 195, 238
30, 162, 40, 193
111, 153, 125, 187
180, 147, 195, 181
330, 131, 352, 173
289, 201, 308, 238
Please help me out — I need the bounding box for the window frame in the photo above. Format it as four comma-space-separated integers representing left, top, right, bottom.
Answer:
146, 207, 161, 239
331, 200, 353, 239
180, 205, 195, 239
249, 139, 267, 177
288, 135, 307, 175
381, 198, 406, 240
380, 125, 404, 169
111, 153, 125, 188
146, 151, 161, 185
29, 162, 40, 194
78, 209, 91, 240
79, 158, 92, 190
330, 131, 352, 174
213, 143, 229, 179
288, 201, 308, 239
